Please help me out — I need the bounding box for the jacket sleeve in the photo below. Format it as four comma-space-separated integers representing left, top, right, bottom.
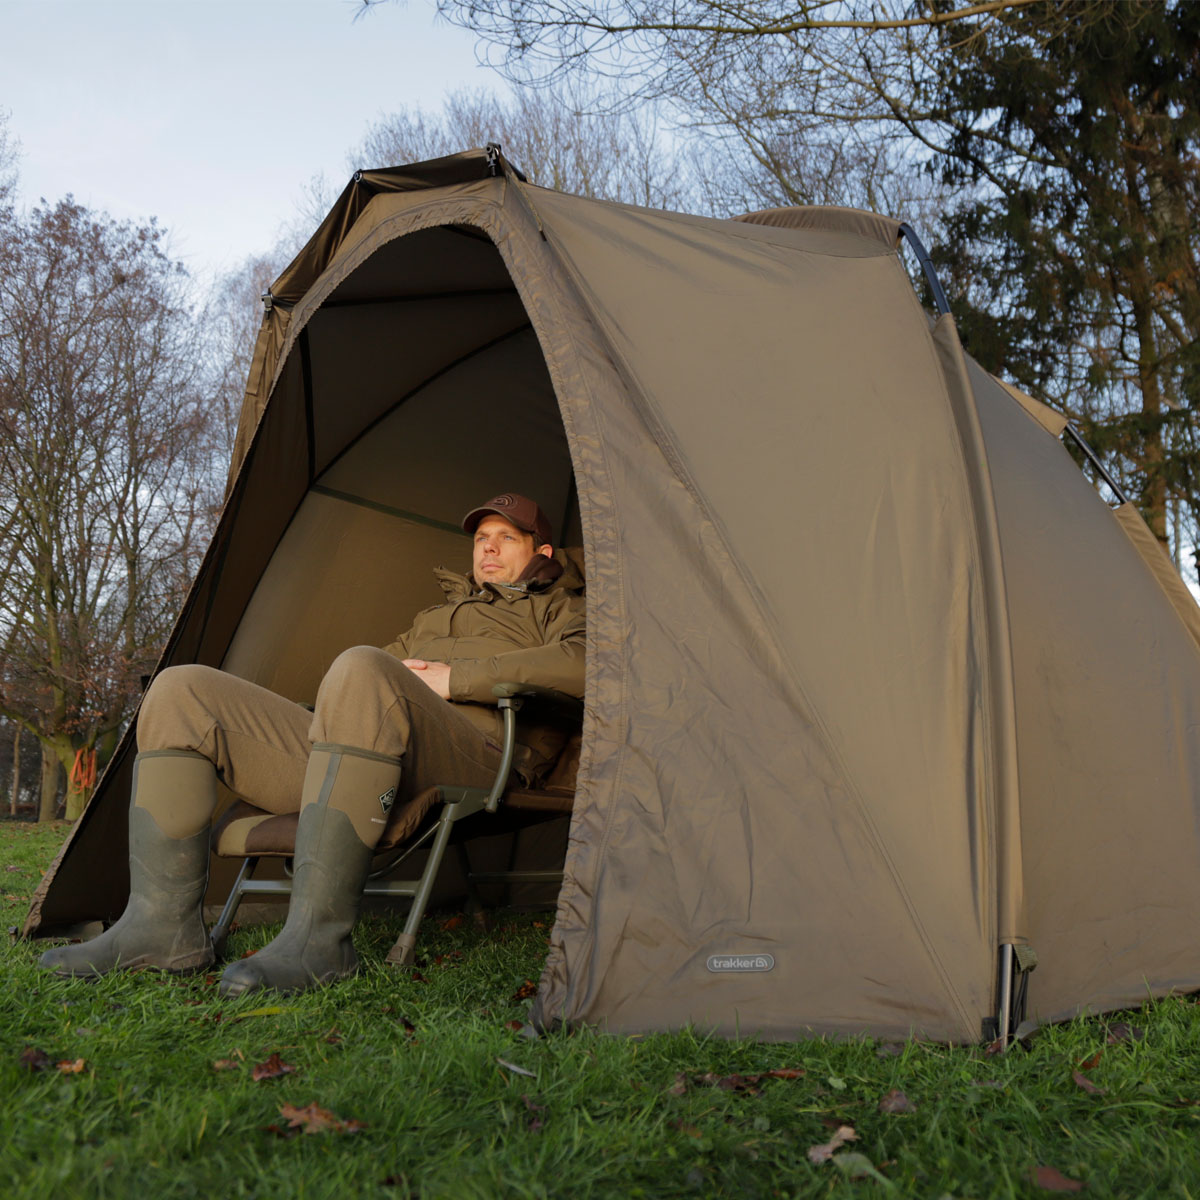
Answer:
380, 629, 411, 659
447, 594, 586, 702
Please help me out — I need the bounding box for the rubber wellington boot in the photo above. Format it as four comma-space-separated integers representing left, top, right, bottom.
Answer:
39, 751, 218, 978
218, 743, 401, 998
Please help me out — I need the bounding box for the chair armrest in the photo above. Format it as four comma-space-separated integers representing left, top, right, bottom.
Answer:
481, 682, 583, 812
491, 681, 584, 723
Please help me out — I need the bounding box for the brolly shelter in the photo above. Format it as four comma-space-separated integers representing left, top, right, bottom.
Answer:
27, 147, 1200, 1043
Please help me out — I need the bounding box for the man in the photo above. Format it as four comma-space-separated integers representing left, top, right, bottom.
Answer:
39, 492, 585, 997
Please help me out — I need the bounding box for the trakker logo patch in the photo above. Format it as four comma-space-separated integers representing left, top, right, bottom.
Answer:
379, 787, 396, 815
706, 953, 775, 973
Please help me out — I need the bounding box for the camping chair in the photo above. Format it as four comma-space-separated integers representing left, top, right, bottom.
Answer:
208, 682, 582, 966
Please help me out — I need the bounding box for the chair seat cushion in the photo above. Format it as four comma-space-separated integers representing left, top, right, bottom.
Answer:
212, 803, 299, 858
213, 781, 576, 860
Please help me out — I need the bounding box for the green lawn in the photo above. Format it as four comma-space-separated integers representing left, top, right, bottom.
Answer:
4, 818, 1200, 1199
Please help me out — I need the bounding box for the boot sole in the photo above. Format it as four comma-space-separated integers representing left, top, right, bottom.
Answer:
218, 963, 359, 999
42, 951, 215, 980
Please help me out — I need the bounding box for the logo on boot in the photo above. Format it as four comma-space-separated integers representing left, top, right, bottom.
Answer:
379, 787, 396, 814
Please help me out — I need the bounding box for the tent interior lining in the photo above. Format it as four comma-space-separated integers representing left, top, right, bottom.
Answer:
222, 223, 580, 704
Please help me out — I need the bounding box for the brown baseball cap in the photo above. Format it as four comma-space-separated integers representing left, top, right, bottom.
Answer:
462, 492, 553, 546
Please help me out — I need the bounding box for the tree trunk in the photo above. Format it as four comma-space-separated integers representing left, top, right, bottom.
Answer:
63, 741, 93, 821
38, 742, 61, 823
10, 725, 20, 817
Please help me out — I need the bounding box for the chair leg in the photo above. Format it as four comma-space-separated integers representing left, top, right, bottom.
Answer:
385, 811, 458, 966
457, 843, 490, 930
210, 856, 259, 959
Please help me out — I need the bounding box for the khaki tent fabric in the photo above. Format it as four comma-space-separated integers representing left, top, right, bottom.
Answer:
26, 148, 1200, 1042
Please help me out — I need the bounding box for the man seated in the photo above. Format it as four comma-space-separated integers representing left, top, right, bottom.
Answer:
39, 492, 585, 997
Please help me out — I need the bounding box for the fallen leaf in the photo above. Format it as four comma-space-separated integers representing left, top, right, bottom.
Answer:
19, 1047, 51, 1072
496, 1057, 536, 1078
278, 1102, 365, 1135
511, 979, 538, 1002
833, 1151, 889, 1183
252, 1053, 298, 1082
439, 914, 464, 931
763, 1067, 805, 1080
696, 1072, 761, 1095
1030, 1165, 1085, 1192
522, 1093, 547, 1133
212, 1059, 240, 1072
878, 1088, 917, 1114
56, 1058, 86, 1075
1071, 1070, 1106, 1096
505, 1020, 525, 1033
1106, 1023, 1144, 1045
680, 1067, 803, 1095
670, 1119, 703, 1138
230, 1005, 289, 1023
807, 1124, 857, 1164
1077, 1050, 1103, 1071
985, 1037, 1006, 1057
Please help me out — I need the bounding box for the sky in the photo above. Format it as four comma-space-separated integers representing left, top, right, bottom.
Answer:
2, 0, 498, 280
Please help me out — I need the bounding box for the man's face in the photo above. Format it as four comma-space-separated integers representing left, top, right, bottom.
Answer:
472, 514, 552, 586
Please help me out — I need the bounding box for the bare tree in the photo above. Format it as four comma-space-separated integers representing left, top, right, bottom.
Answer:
407, 0, 1047, 81
352, 84, 696, 209
0, 199, 217, 820
201, 252, 282, 477
0, 109, 16, 215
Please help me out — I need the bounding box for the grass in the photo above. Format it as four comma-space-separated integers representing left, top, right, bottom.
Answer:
4, 819, 1200, 1199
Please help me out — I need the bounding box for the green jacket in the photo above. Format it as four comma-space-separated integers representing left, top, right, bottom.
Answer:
381, 550, 586, 781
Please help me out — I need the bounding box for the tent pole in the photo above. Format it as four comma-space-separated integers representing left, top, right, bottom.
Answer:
997, 943, 1015, 1046
1063, 423, 1130, 505
897, 223, 952, 317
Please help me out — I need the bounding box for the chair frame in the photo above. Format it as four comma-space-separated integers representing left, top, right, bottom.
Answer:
208, 682, 581, 965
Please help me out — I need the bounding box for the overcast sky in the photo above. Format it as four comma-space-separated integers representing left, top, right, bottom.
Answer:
2, 0, 496, 279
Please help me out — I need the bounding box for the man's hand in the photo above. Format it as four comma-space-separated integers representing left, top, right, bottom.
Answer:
402, 659, 452, 700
